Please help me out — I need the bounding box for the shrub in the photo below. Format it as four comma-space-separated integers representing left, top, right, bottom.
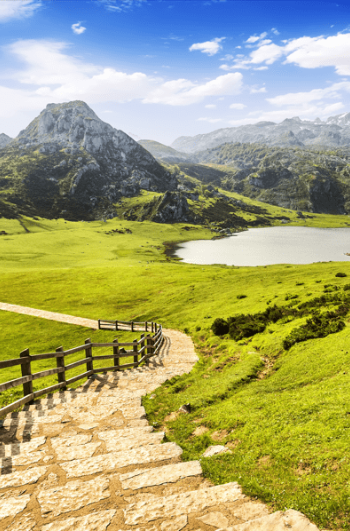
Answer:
211, 318, 229, 336
283, 312, 346, 350
228, 314, 266, 341
336, 272, 347, 277
236, 294, 247, 299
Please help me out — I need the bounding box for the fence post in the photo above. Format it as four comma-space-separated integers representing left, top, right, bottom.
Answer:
155, 323, 158, 333
133, 339, 138, 366
145, 321, 148, 333
56, 346, 66, 390
20, 348, 33, 402
113, 338, 120, 371
85, 338, 93, 377
98, 319, 101, 330
151, 322, 154, 333
146, 334, 152, 366
131, 321, 134, 332
115, 320, 118, 331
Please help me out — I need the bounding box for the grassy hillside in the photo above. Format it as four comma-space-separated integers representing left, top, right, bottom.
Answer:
1, 213, 350, 528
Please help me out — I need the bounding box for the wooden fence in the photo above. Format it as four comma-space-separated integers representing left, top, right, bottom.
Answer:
0, 320, 163, 418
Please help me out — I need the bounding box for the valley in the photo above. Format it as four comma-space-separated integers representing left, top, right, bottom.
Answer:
2, 102, 350, 529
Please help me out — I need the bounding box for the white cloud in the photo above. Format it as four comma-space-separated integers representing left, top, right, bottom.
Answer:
205, 104, 217, 109
197, 117, 223, 123
229, 103, 246, 109
72, 22, 86, 35
271, 28, 280, 35
233, 31, 350, 76
267, 81, 350, 106
250, 43, 284, 65
1, 39, 243, 119
219, 64, 239, 71
144, 72, 243, 105
98, 0, 146, 12
0, 0, 41, 22
189, 37, 225, 56
250, 86, 267, 94
245, 32, 267, 44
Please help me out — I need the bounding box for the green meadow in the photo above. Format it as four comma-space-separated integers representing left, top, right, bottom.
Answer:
1, 208, 350, 528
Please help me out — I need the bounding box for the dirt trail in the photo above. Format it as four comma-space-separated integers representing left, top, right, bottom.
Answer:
0, 304, 321, 530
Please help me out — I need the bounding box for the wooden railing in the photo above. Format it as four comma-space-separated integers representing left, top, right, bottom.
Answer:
0, 320, 163, 418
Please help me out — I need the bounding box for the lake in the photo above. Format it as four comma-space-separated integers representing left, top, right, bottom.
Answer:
175, 227, 350, 266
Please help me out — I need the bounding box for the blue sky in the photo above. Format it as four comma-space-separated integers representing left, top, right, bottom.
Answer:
1, 0, 350, 144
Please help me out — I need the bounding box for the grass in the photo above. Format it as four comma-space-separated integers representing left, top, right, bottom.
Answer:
1, 212, 350, 527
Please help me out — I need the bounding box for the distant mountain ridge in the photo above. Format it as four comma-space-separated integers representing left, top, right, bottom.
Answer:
171, 113, 350, 153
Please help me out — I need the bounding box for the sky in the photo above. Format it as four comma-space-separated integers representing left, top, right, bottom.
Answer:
1, 0, 350, 145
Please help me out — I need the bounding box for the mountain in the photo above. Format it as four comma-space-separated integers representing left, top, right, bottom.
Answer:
0, 134, 12, 149
172, 114, 350, 153
0, 101, 176, 220
138, 140, 191, 163
192, 142, 350, 214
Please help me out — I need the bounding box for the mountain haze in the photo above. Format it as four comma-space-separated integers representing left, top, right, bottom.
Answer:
172, 113, 350, 153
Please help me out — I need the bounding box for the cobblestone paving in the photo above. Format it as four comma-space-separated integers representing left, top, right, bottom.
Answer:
0, 305, 321, 530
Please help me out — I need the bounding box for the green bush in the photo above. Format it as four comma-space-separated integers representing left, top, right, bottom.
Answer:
285, 293, 298, 300
336, 272, 347, 277
236, 294, 247, 299
228, 314, 266, 341
283, 312, 346, 350
211, 318, 229, 336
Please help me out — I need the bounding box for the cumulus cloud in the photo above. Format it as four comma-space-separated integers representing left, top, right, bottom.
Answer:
245, 32, 267, 44
1, 39, 243, 120
0, 0, 41, 22
230, 31, 350, 75
205, 104, 217, 108
72, 22, 86, 35
229, 103, 246, 109
189, 37, 225, 56
250, 86, 266, 94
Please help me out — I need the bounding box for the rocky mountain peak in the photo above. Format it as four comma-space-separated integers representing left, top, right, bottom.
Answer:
0, 100, 176, 220
0, 133, 12, 149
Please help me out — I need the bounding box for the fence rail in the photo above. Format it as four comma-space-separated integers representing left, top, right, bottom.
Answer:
0, 320, 163, 418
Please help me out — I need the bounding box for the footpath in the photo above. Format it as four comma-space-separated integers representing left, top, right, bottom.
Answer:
0, 305, 322, 530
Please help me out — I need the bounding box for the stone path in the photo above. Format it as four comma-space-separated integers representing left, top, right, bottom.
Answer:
0, 305, 322, 530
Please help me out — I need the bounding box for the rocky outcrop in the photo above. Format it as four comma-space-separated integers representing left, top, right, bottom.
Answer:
0, 133, 12, 149
0, 101, 176, 220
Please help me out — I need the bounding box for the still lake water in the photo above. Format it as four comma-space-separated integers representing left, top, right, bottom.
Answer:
175, 227, 350, 266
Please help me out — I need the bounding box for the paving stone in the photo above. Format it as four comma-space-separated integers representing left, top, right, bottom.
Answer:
0, 466, 48, 489
51, 433, 92, 448
0, 436, 46, 457
4, 514, 36, 531
61, 442, 182, 478
231, 502, 269, 522
126, 419, 149, 428
1, 449, 48, 468
120, 461, 202, 490
198, 511, 229, 528
160, 515, 188, 531
41, 509, 117, 531
124, 482, 244, 525
55, 441, 102, 461
37, 476, 111, 517
1, 415, 64, 428
222, 509, 319, 530
203, 445, 230, 457
0, 494, 31, 520
119, 406, 146, 419
99, 431, 164, 453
